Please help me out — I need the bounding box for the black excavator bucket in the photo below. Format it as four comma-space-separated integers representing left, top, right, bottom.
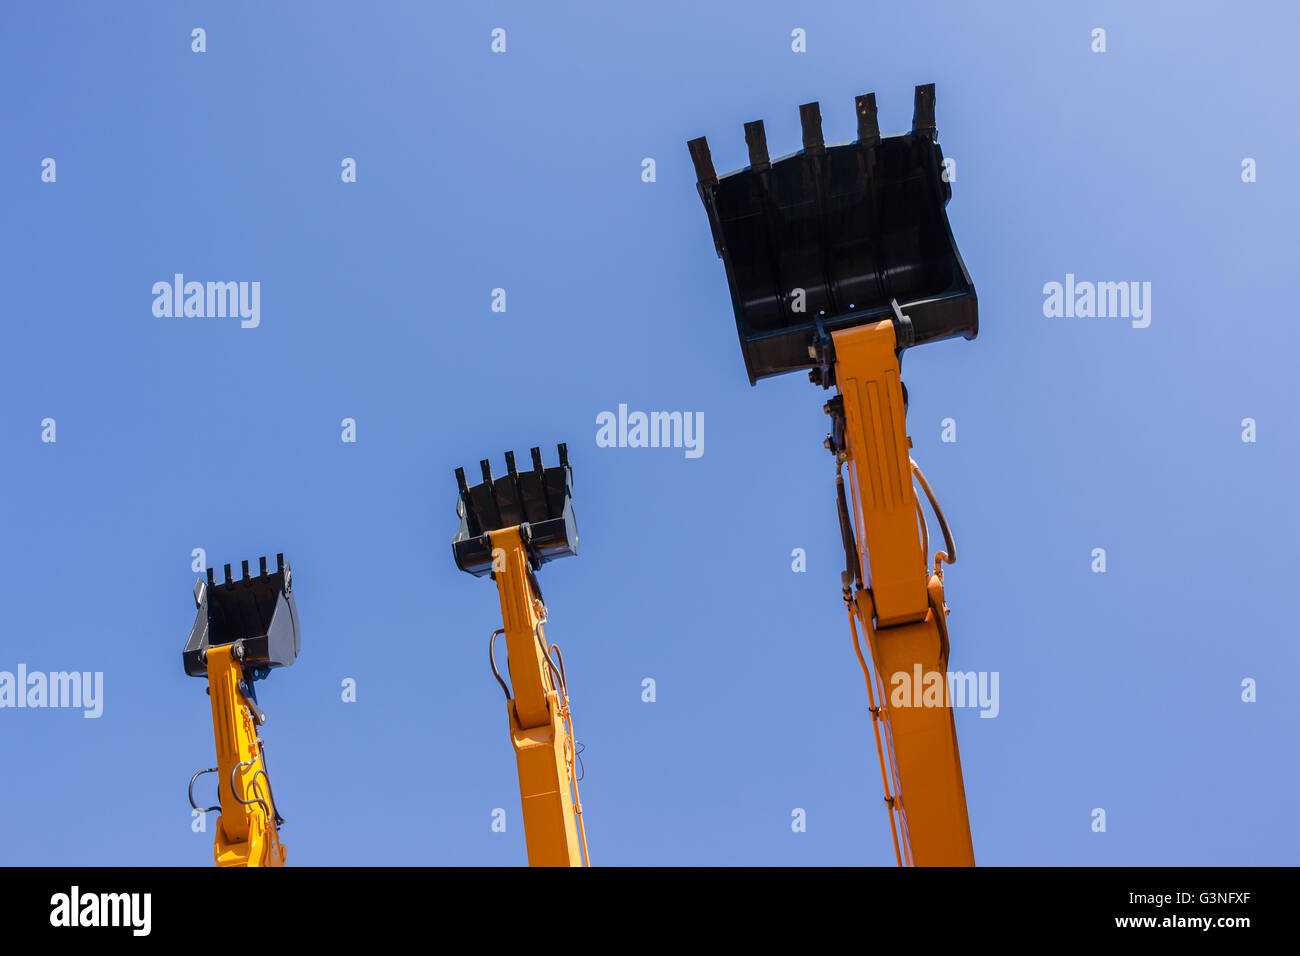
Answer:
688, 84, 977, 385
182, 554, 300, 677
453, 443, 578, 577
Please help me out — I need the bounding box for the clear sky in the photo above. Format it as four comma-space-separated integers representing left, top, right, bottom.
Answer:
1, 1, 1296, 866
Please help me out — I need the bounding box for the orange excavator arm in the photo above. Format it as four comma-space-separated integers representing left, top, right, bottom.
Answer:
183, 555, 300, 867
487, 527, 588, 866
453, 445, 589, 867
689, 84, 979, 865
199, 643, 288, 867
831, 321, 974, 866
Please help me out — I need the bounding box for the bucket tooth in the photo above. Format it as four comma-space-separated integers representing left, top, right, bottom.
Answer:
688, 84, 977, 385
799, 102, 825, 154
183, 555, 300, 678
855, 93, 880, 146
452, 444, 578, 577
744, 120, 770, 172
687, 136, 717, 186
912, 83, 937, 136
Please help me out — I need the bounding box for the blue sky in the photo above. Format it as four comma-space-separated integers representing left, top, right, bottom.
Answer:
1, 1, 1296, 865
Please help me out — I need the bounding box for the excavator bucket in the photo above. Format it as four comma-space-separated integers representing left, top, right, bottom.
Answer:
453, 443, 577, 577
182, 554, 300, 677
687, 84, 977, 385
